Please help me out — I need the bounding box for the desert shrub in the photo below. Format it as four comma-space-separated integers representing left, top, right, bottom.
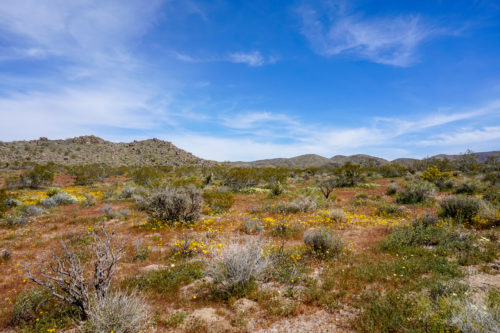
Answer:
376, 203, 405, 217
355, 291, 454, 332
268, 181, 285, 197
412, 212, 439, 227
46, 187, 62, 197
271, 220, 302, 238
132, 241, 150, 262
20, 205, 46, 217
303, 228, 345, 257
26, 228, 124, 318
131, 166, 163, 187
123, 261, 203, 297
378, 163, 408, 177
147, 186, 202, 224
454, 179, 483, 194
386, 183, 399, 195
257, 196, 317, 214
381, 224, 454, 250
70, 163, 110, 185
449, 298, 499, 333
103, 205, 129, 219
267, 245, 307, 285
288, 196, 317, 212
439, 195, 481, 223
421, 166, 453, 189
207, 240, 271, 298
203, 189, 234, 213
41, 191, 77, 208
80, 193, 97, 207
0, 188, 9, 217
241, 218, 264, 234
396, 181, 436, 204
323, 208, 346, 223
334, 163, 363, 187
19, 164, 55, 188
82, 290, 151, 333
483, 189, 500, 206
1, 248, 11, 262
10, 289, 78, 331
318, 178, 337, 198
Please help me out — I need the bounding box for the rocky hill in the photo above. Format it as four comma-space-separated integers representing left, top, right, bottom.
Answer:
432, 151, 500, 163
231, 154, 331, 168
0, 136, 206, 167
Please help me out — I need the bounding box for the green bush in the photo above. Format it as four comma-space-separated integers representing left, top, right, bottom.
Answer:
0, 188, 8, 217
131, 166, 163, 186
19, 164, 55, 188
439, 195, 480, 223
376, 203, 405, 217
396, 181, 436, 204
70, 164, 110, 185
10, 289, 78, 331
203, 190, 235, 213
123, 262, 203, 297
303, 227, 345, 257
269, 181, 285, 197
386, 183, 398, 195
454, 179, 483, 194
334, 163, 363, 187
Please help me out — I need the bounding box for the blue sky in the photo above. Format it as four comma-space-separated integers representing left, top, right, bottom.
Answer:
0, 0, 499, 161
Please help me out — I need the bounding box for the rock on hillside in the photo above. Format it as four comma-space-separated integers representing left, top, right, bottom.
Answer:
0, 136, 207, 167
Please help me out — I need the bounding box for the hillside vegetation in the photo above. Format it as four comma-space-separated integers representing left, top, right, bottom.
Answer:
0, 147, 499, 332
0, 136, 205, 167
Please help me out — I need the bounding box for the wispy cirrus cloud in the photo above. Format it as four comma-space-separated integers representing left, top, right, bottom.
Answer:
174, 50, 278, 67
296, 1, 449, 66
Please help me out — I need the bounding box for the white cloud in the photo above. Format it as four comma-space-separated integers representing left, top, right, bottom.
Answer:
174, 50, 277, 67
221, 112, 298, 130
419, 126, 500, 146
0, 0, 165, 63
297, 3, 440, 66
228, 51, 267, 67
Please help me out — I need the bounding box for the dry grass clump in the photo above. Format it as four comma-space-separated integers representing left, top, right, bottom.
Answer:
82, 290, 151, 333
207, 240, 271, 298
449, 298, 499, 333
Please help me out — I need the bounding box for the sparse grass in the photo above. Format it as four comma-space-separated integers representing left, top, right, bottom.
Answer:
0, 160, 499, 332
122, 261, 203, 298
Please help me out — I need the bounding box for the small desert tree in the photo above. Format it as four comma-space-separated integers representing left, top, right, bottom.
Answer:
25, 227, 124, 319
318, 178, 338, 199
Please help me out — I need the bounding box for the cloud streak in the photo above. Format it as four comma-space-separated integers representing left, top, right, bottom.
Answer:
297, 2, 445, 66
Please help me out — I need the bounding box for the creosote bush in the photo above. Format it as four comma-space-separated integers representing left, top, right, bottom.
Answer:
203, 189, 235, 213
303, 227, 345, 257
439, 195, 481, 224
18, 164, 55, 189
147, 186, 202, 224
207, 240, 271, 298
396, 181, 436, 204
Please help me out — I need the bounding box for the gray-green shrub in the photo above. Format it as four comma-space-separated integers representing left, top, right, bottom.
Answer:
147, 186, 202, 224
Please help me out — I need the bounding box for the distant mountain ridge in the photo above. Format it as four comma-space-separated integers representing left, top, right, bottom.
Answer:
0, 135, 207, 167
0, 135, 498, 168
233, 151, 500, 168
